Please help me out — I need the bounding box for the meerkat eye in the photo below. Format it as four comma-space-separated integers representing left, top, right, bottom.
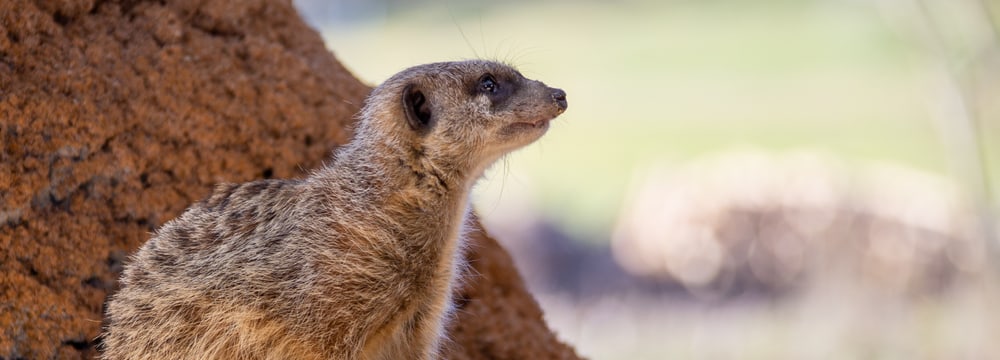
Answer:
480, 75, 497, 93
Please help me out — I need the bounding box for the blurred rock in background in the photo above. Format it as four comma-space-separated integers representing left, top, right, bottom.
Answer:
612, 150, 983, 299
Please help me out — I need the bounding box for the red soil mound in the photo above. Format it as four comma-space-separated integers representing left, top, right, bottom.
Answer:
0, 0, 578, 358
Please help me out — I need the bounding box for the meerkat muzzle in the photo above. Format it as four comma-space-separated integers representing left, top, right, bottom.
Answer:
551, 88, 568, 112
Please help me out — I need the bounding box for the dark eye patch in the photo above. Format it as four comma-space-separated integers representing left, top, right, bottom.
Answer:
469, 72, 517, 110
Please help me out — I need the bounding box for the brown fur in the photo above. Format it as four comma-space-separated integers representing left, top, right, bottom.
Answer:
101, 60, 567, 359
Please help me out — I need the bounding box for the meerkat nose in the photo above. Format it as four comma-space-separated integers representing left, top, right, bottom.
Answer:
550, 88, 568, 110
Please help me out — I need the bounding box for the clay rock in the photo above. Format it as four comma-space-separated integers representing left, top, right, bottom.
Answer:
0, 0, 578, 358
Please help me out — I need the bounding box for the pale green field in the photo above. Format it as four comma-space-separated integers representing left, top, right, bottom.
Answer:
315, 0, 975, 240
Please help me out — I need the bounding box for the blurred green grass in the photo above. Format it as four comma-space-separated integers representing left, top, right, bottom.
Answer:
318, 0, 991, 241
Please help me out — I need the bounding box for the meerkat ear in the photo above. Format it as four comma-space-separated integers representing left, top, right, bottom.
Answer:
402, 84, 432, 131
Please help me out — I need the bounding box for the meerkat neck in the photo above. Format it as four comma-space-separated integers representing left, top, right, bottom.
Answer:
309, 127, 479, 311
313, 126, 483, 227
331, 127, 481, 196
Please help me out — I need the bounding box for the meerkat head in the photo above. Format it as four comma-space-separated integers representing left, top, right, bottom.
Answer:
360, 60, 567, 173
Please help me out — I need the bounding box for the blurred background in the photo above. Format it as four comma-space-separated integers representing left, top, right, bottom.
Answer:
294, 0, 999, 358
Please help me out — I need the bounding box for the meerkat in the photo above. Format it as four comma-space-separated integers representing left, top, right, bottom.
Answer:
100, 60, 568, 360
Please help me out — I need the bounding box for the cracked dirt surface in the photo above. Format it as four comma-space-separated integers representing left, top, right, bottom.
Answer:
0, 0, 579, 358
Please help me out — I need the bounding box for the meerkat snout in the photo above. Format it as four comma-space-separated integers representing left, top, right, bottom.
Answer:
552, 88, 568, 110
102, 60, 566, 360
